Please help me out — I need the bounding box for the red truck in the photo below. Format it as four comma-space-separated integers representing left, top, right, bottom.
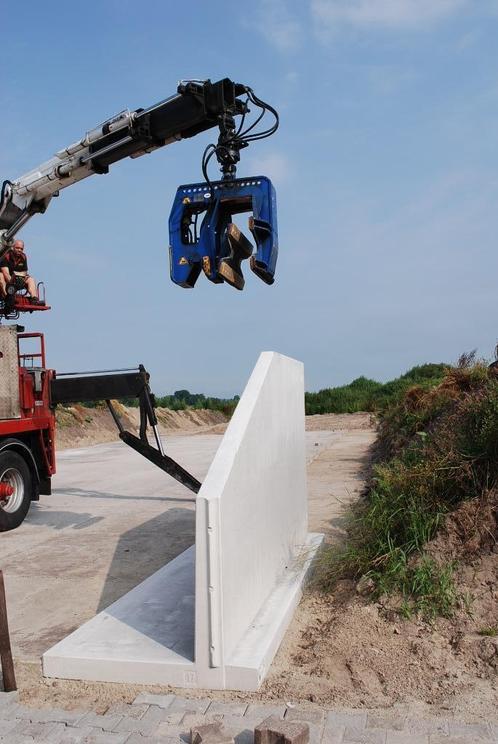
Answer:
0, 325, 55, 531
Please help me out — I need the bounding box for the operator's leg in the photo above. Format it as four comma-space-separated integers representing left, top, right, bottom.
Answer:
0, 273, 6, 298
25, 276, 40, 300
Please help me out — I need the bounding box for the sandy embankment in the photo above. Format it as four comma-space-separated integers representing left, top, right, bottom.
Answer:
55, 403, 228, 449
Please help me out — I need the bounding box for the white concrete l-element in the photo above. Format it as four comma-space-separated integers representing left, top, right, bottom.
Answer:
43, 352, 323, 690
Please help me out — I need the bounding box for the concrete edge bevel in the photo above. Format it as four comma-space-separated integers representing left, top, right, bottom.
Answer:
225, 532, 324, 691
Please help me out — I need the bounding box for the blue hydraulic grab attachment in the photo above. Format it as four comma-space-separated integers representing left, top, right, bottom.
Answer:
168, 176, 278, 291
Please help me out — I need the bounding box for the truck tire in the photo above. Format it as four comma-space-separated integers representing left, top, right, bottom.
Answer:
0, 450, 33, 532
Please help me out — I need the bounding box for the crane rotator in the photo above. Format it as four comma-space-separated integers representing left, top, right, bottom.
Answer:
0, 78, 279, 318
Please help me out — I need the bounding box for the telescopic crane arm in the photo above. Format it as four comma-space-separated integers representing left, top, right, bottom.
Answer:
0, 78, 251, 253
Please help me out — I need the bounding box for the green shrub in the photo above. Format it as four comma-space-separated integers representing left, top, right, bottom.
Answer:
305, 364, 448, 415
318, 358, 498, 619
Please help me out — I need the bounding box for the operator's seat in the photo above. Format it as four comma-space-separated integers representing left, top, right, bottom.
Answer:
0, 282, 50, 319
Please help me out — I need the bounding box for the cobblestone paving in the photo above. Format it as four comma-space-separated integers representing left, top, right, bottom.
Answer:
0, 691, 496, 743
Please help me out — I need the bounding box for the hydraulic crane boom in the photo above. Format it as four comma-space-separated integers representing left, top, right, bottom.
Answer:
0, 79, 246, 247
0, 78, 262, 248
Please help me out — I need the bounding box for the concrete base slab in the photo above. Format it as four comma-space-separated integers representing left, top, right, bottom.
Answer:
43, 545, 196, 687
43, 534, 323, 690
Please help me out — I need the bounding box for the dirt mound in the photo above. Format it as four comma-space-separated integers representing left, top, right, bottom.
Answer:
56, 409, 372, 450
264, 496, 498, 720
425, 490, 498, 562
265, 578, 498, 718
56, 403, 227, 449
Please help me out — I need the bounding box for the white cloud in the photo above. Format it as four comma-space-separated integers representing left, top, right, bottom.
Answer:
251, 0, 301, 52
455, 28, 481, 51
367, 65, 417, 94
284, 71, 300, 85
248, 152, 292, 184
311, 0, 467, 31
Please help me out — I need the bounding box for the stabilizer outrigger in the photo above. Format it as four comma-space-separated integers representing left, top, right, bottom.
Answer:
51, 365, 201, 494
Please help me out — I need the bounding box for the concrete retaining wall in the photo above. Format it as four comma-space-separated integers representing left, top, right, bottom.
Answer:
195, 352, 308, 677
43, 351, 322, 690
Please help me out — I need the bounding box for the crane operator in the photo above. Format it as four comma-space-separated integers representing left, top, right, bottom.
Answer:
0, 239, 44, 305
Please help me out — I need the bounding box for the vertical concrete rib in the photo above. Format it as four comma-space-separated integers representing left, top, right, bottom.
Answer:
206, 497, 223, 668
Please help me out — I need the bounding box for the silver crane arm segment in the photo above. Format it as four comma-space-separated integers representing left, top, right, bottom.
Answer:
0, 78, 252, 254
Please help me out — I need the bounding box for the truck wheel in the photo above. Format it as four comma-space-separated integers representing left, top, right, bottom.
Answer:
0, 450, 33, 532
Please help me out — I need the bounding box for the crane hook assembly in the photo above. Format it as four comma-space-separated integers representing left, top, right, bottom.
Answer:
168, 176, 278, 290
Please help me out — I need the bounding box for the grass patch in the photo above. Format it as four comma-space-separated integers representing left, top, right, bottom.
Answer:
319, 354, 498, 619
396, 559, 458, 620
478, 627, 498, 637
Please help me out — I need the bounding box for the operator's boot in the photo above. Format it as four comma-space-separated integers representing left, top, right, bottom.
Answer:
218, 223, 253, 291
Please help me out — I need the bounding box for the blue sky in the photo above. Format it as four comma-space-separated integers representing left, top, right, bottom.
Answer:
2, 0, 498, 396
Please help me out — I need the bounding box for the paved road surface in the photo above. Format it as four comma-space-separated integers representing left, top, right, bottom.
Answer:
0, 690, 495, 743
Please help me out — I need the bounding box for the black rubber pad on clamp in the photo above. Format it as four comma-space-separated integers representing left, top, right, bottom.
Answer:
218, 223, 253, 290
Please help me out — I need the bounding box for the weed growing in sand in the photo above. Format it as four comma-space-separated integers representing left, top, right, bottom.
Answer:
478, 626, 498, 637
319, 355, 498, 619
461, 591, 475, 617
397, 559, 458, 620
